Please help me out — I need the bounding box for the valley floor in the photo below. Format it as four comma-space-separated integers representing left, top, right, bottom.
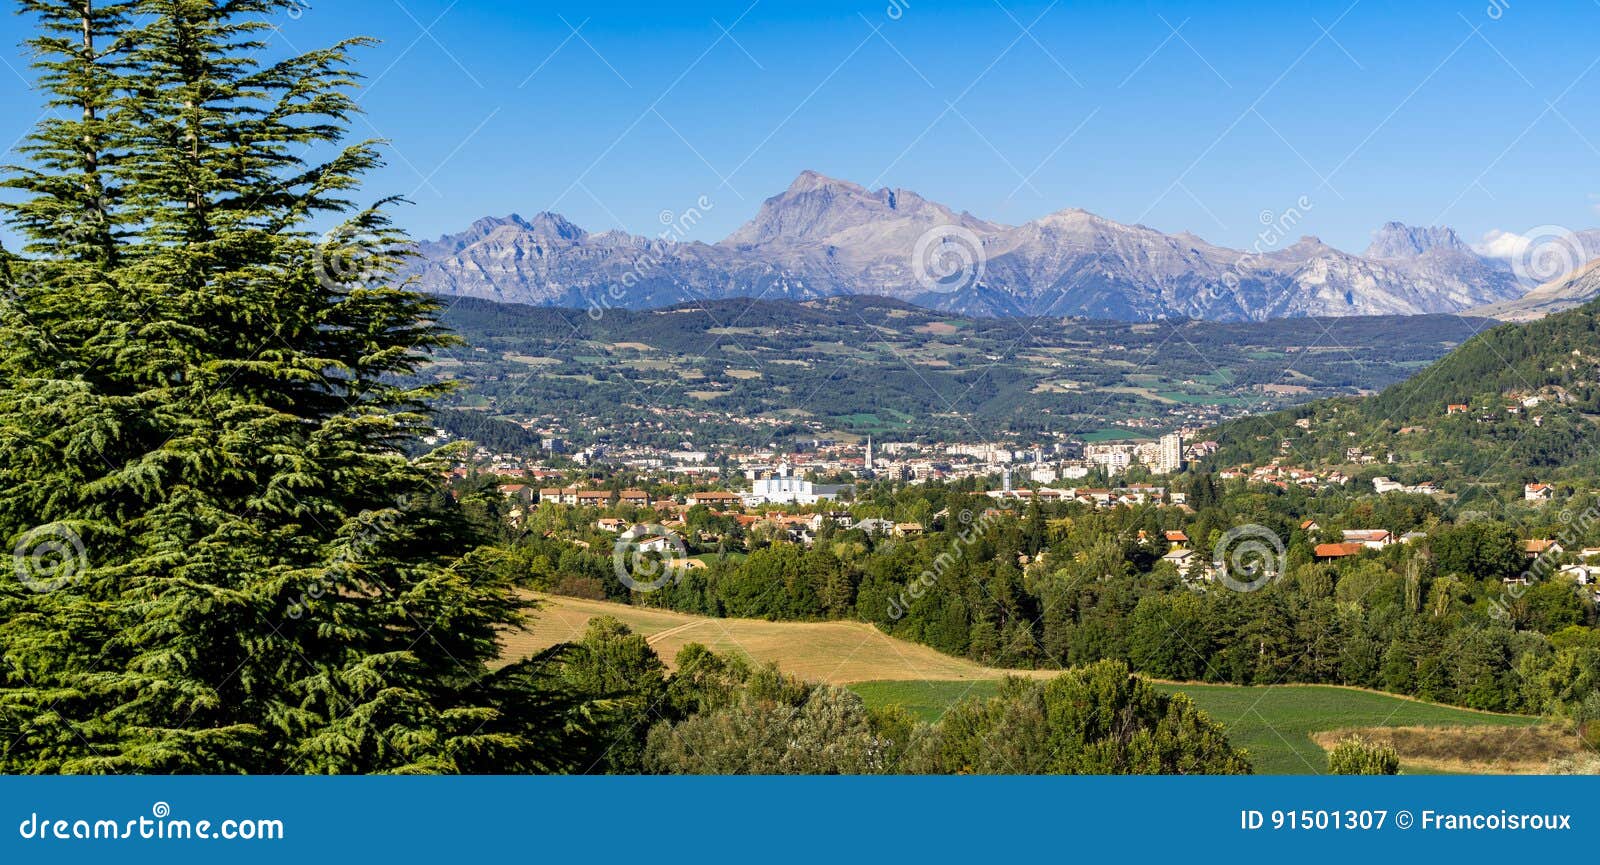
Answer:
507, 594, 1576, 775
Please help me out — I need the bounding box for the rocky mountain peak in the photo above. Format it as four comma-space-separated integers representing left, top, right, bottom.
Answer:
1365, 222, 1465, 259
722, 170, 977, 248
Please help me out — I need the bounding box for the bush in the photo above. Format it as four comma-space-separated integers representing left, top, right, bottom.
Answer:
1326, 736, 1400, 775
905, 661, 1253, 774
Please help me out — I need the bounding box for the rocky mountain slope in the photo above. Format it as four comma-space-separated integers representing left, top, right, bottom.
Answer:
1474, 248, 1600, 322
406, 171, 1537, 322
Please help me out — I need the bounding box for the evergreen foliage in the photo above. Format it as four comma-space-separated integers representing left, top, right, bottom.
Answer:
0, 0, 563, 774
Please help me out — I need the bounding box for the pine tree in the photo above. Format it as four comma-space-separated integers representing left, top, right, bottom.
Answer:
1, 0, 559, 774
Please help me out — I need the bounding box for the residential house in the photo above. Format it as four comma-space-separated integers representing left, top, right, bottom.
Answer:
1162, 548, 1199, 578
686, 491, 743, 509
497, 484, 533, 502
619, 489, 652, 507
1315, 542, 1365, 560
1524, 539, 1564, 558
1559, 564, 1599, 586
1525, 483, 1554, 502
635, 535, 678, 555
1342, 530, 1393, 550
540, 487, 579, 506
809, 512, 856, 532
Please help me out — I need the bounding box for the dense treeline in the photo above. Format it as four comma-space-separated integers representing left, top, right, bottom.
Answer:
506, 478, 1600, 724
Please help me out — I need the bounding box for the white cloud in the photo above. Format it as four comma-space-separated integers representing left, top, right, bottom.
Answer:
1473, 229, 1529, 260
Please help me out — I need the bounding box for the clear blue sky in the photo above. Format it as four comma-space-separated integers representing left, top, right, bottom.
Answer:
2, 0, 1598, 253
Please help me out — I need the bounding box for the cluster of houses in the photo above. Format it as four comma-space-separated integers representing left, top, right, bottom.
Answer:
530, 486, 655, 507
984, 484, 1184, 509
1311, 527, 1426, 560
594, 509, 927, 551
1447, 394, 1558, 427
1220, 462, 1351, 489
1372, 477, 1440, 496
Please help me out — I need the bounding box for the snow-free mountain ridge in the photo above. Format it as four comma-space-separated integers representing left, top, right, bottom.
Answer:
406, 171, 1552, 322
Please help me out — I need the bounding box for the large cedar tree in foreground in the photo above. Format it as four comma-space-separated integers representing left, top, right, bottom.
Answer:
0, 0, 565, 774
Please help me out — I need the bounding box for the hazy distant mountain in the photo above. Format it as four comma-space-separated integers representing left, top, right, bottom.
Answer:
406, 171, 1535, 322
1474, 258, 1600, 321
1363, 221, 1466, 259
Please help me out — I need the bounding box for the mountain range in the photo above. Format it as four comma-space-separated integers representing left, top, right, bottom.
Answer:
405, 171, 1591, 322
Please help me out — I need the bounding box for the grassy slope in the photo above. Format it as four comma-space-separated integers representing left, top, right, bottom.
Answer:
848, 680, 1542, 775
505, 594, 1049, 683
517, 595, 1551, 774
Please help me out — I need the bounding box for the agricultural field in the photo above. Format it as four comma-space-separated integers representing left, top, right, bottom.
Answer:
430, 295, 1496, 447
511, 595, 1571, 775
503, 594, 1041, 684
848, 680, 1561, 775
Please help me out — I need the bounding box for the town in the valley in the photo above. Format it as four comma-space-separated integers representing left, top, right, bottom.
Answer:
439, 417, 1599, 598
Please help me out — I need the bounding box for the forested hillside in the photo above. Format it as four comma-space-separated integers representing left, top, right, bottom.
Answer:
1207, 299, 1600, 494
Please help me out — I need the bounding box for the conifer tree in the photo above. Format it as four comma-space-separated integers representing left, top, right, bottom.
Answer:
1, 0, 562, 774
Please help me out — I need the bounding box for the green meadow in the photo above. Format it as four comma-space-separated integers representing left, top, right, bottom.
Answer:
849, 679, 1542, 775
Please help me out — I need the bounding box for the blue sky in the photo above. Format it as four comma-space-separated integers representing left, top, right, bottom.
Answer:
2, 0, 1599, 253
